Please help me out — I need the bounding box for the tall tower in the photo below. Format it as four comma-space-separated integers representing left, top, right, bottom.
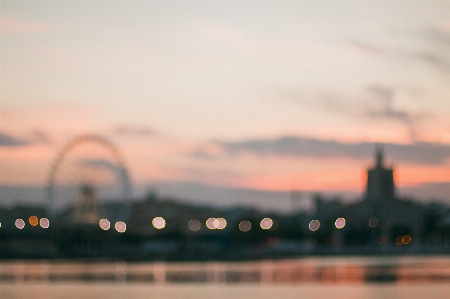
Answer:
365, 146, 395, 203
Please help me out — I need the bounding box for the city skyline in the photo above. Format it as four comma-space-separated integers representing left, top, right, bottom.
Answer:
1, 1, 449, 208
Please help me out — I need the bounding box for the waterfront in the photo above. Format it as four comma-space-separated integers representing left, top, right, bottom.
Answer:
1, 283, 449, 299
1, 256, 449, 298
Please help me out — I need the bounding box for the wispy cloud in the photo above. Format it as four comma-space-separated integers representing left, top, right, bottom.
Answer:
191, 136, 450, 166
364, 85, 432, 141
414, 24, 450, 71
277, 88, 358, 118
348, 24, 450, 73
346, 38, 382, 55
0, 132, 28, 147
416, 50, 450, 72
421, 24, 450, 47
0, 130, 52, 147
278, 85, 433, 142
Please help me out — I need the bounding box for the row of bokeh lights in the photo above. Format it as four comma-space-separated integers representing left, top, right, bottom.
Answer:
14, 216, 50, 229
9, 216, 400, 235
193, 216, 395, 232
186, 217, 276, 231
371, 217, 397, 228
307, 218, 346, 231
99, 219, 126, 233
96, 217, 277, 232
376, 234, 412, 246
308, 217, 399, 232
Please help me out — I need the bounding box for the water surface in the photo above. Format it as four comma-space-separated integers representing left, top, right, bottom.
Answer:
1, 256, 449, 299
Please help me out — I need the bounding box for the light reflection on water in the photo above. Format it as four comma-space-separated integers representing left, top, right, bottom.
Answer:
0, 256, 450, 284
0, 256, 449, 298
1, 283, 450, 299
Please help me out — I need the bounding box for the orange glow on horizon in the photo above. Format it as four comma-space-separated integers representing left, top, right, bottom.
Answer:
1, 135, 449, 196
0, 145, 52, 162
233, 169, 365, 192
396, 166, 450, 186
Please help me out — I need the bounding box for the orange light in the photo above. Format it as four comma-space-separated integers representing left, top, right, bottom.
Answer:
402, 235, 411, 245
29, 216, 38, 227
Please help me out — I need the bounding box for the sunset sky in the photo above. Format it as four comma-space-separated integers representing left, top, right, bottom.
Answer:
0, 1, 449, 210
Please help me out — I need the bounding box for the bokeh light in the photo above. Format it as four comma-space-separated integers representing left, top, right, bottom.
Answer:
152, 217, 166, 229
402, 235, 412, 245
29, 215, 38, 227
387, 217, 396, 228
99, 218, 110, 230
335, 217, 346, 229
260, 218, 273, 230
377, 235, 386, 245
115, 221, 126, 233
309, 220, 320, 231
204, 218, 227, 229
396, 236, 403, 246
369, 217, 378, 228
216, 218, 227, 229
39, 218, 50, 228
239, 220, 251, 232
15, 219, 25, 229
188, 220, 201, 231
206, 218, 216, 229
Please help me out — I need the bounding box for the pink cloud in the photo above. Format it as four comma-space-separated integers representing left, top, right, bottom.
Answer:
0, 15, 48, 34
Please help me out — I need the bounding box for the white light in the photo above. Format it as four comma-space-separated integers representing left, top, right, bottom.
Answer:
335, 218, 346, 229
309, 220, 320, 231
152, 217, 166, 229
39, 218, 50, 228
115, 221, 126, 233
216, 218, 227, 229
206, 218, 216, 229
15, 219, 25, 229
260, 218, 273, 230
99, 219, 110, 230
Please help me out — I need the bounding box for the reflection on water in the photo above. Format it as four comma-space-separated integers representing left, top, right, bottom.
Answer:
0, 256, 449, 284
2, 283, 450, 299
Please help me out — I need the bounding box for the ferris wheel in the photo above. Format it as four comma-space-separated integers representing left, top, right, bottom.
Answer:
46, 134, 132, 224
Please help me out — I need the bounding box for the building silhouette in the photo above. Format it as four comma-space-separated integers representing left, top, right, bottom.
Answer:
339, 147, 426, 246
366, 146, 395, 203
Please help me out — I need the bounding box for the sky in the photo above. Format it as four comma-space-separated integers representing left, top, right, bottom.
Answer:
0, 0, 449, 211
